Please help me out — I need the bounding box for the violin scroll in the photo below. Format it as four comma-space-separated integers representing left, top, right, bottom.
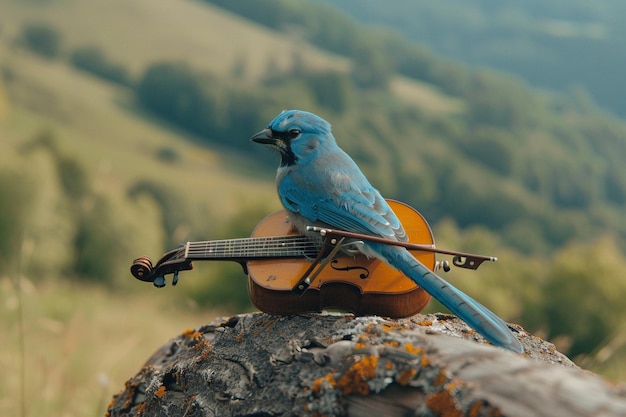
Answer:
131, 256, 154, 282
130, 246, 193, 288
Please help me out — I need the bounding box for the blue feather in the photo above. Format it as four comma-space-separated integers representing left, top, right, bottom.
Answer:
370, 242, 523, 352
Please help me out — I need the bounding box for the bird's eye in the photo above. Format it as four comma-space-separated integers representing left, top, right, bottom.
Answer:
288, 129, 301, 139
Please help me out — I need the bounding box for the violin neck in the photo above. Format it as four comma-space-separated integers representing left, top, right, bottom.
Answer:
184, 235, 315, 262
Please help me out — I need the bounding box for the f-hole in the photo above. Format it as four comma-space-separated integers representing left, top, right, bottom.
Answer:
330, 260, 370, 279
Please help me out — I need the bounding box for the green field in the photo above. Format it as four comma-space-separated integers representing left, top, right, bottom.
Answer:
1, 278, 226, 417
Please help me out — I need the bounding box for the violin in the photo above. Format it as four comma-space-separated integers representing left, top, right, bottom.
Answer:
131, 200, 496, 318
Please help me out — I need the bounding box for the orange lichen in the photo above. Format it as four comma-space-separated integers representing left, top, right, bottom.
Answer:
382, 322, 401, 332
395, 368, 417, 385
312, 373, 337, 394
155, 385, 167, 399
468, 400, 483, 417
188, 339, 212, 364
354, 341, 367, 350
445, 380, 462, 392
418, 319, 433, 326
322, 337, 334, 345
136, 402, 147, 415
404, 343, 422, 355
433, 369, 448, 386
106, 396, 116, 415
182, 395, 196, 414
467, 399, 502, 417
193, 338, 210, 351
425, 390, 462, 417
199, 341, 212, 360
181, 328, 201, 340
385, 361, 394, 370
122, 379, 141, 410
384, 340, 400, 348
336, 355, 378, 395
364, 323, 379, 333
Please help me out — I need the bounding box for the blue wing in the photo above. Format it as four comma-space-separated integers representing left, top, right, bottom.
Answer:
278, 163, 406, 241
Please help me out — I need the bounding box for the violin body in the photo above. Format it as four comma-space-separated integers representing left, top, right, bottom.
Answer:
247, 200, 433, 318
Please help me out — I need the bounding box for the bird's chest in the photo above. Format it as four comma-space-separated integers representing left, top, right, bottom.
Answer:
277, 165, 347, 195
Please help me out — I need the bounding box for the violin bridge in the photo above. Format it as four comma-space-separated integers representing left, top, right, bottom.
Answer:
292, 236, 346, 296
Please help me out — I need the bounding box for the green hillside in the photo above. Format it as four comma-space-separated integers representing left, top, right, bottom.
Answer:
0, 0, 348, 80
2, 2, 626, 413
318, 0, 626, 118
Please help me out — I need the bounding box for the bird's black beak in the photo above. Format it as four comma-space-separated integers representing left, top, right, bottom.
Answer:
250, 128, 276, 145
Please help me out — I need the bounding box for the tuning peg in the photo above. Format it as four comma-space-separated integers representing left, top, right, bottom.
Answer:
172, 271, 179, 286
153, 276, 167, 288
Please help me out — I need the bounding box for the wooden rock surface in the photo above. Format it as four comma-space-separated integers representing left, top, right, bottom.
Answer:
106, 312, 626, 417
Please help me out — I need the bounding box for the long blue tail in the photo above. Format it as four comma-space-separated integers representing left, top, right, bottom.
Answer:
371, 243, 524, 353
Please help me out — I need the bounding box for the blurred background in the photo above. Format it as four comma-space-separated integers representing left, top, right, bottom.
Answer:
1, 0, 626, 415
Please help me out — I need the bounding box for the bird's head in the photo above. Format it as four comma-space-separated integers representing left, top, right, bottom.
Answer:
251, 110, 336, 166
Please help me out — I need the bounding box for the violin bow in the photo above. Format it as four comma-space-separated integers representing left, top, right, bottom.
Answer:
306, 226, 497, 271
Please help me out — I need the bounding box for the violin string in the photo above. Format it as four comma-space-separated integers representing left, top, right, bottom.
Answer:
186, 237, 315, 250
185, 235, 320, 257
186, 241, 316, 253
186, 235, 310, 244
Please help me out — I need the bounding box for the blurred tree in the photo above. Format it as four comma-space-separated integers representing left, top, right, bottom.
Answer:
0, 77, 9, 121
304, 71, 352, 113
0, 171, 34, 269
535, 237, 626, 357
549, 162, 594, 209
136, 61, 216, 135
605, 167, 626, 205
69, 45, 131, 86
136, 61, 274, 154
350, 39, 393, 89
127, 180, 191, 250
19, 21, 63, 59
465, 70, 538, 129
20, 130, 124, 282
460, 127, 515, 176
57, 155, 89, 200
229, 54, 247, 80
155, 146, 182, 164
73, 196, 123, 282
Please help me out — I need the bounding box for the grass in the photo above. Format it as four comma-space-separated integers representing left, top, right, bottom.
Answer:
390, 76, 464, 115
0, 0, 348, 81
0, 276, 225, 417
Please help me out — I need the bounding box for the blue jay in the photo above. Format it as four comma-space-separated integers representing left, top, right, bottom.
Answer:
251, 110, 523, 353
